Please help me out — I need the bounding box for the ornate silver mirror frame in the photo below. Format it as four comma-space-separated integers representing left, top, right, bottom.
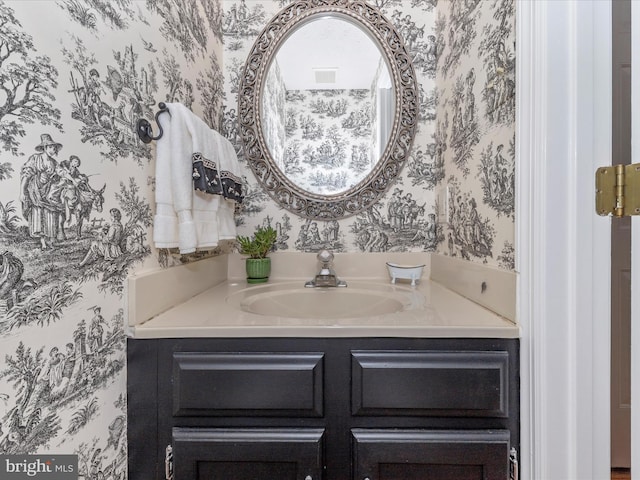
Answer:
238, 0, 419, 220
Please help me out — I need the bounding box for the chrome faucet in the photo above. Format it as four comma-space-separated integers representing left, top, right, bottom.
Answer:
305, 250, 347, 288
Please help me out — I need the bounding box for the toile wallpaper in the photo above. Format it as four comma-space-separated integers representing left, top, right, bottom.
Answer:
0, 0, 225, 477
0, 0, 514, 475
262, 59, 379, 196
283, 89, 374, 195
434, 0, 515, 267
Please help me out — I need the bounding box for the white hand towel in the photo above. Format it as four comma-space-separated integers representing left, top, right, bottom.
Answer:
153, 105, 179, 249
153, 103, 232, 254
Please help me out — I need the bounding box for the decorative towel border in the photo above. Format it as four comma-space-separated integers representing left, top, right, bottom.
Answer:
220, 171, 244, 203
192, 152, 243, 203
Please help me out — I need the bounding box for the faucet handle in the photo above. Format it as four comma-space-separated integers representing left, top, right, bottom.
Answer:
317, 250, 334, 264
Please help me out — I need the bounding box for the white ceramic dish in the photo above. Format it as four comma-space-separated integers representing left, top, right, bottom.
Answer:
386, 262, 425, 286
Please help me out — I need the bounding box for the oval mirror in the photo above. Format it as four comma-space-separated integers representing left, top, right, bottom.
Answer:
262, 17, 393, 196
239, 0, 418, 220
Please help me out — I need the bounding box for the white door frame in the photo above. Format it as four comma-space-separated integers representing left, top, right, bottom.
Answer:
630, 2, 640, 475
517, 1, 612, 478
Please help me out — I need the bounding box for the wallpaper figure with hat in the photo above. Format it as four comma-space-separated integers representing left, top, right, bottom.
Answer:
20, 133, 64, 250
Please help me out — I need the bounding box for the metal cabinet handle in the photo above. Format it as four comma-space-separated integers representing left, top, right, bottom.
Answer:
509, 448, 519, 480
164, 445, 174, 480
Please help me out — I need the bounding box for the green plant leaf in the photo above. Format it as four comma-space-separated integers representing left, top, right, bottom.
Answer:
236, 226, 277, 259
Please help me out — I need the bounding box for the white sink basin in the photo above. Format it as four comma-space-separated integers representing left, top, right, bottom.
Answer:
226, 281, 423, 320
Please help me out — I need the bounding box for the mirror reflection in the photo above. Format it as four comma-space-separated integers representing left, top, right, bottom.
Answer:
261, 17, 394, 195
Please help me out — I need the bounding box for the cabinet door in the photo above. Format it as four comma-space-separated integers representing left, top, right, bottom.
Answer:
172, 427, 324, 480
352, 429, 510, 480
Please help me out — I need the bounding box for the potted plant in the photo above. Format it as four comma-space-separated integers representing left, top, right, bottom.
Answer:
236, 226, 278, 283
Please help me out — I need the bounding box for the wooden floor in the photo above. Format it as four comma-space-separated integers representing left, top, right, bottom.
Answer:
611, 469, 631, 480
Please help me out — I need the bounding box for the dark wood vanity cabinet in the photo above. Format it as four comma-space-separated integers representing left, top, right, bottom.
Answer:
127, 337, 519, 480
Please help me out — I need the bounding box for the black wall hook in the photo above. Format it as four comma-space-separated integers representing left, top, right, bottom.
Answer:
136, 102, 170, 143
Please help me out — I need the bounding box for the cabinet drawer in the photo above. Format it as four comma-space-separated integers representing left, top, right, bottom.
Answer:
173, 352, 324, 416
351, 350, 509, 417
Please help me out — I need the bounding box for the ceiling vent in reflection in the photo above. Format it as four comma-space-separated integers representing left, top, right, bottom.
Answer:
313, 68, 337, 84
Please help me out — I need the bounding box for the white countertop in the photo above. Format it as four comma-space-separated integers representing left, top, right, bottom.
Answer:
129, 276, 519, 339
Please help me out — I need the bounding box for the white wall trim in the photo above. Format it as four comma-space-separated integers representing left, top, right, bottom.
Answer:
517, 1, 612, 478
515, 0, 544, 477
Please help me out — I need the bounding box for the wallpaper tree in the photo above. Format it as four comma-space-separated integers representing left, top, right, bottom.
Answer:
0, 3, 62, 156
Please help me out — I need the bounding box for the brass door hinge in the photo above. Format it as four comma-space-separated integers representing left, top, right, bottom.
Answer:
596, 163, 640, 216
